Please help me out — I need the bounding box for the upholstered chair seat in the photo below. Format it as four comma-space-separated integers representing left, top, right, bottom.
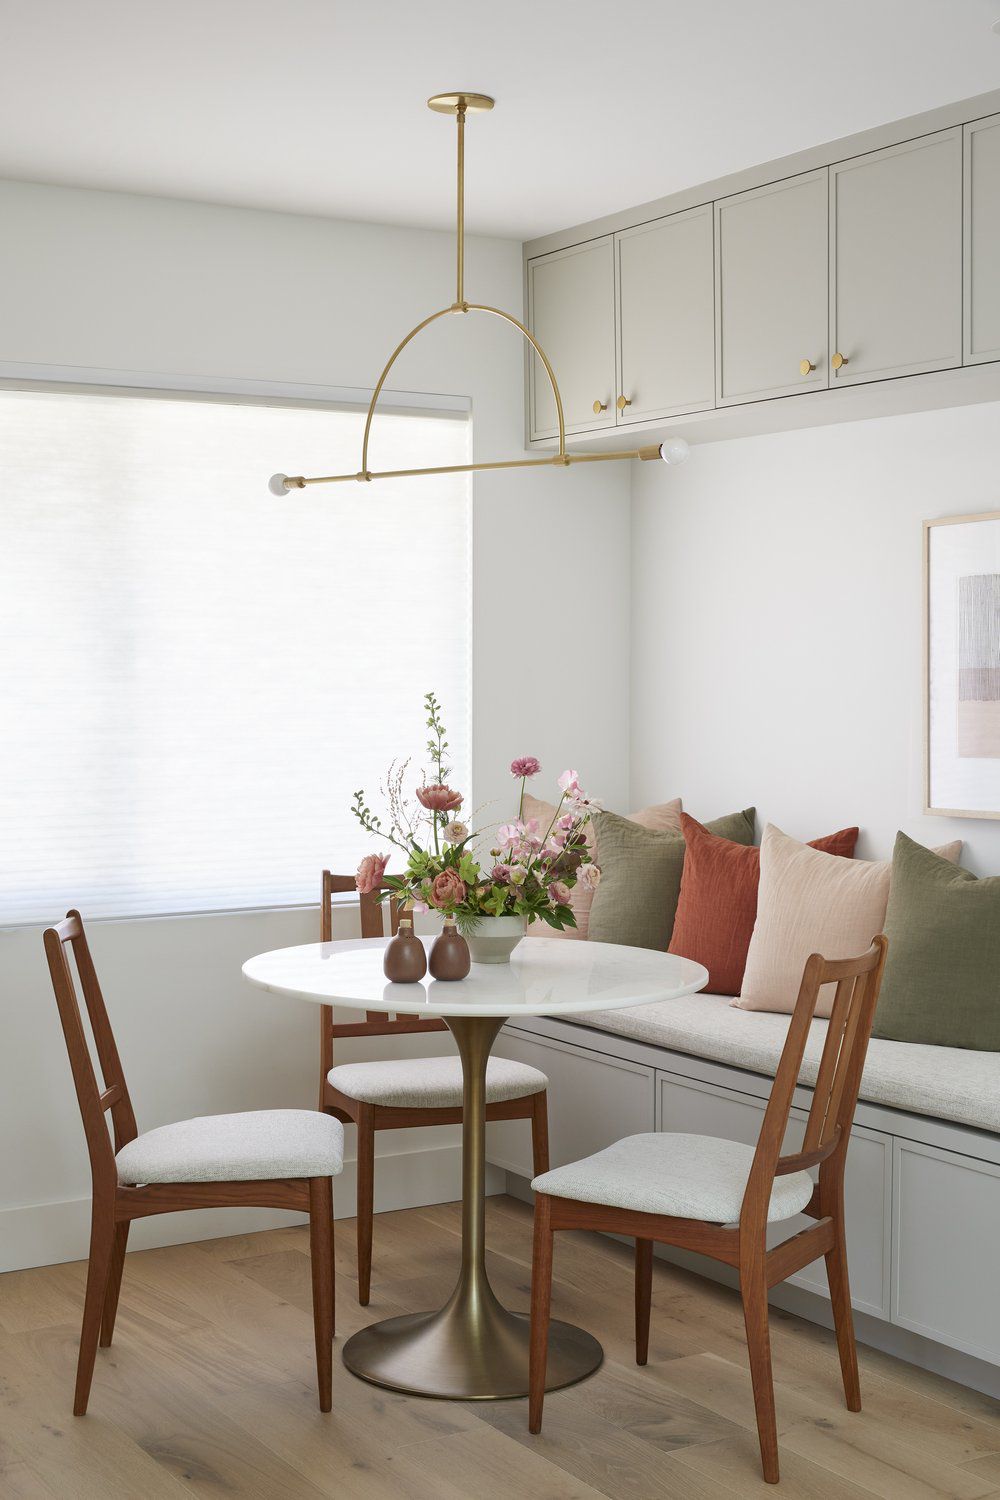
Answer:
116, 1109, 345, 1185
533, 1131, 813, 1225
327, 1055, 547, 1110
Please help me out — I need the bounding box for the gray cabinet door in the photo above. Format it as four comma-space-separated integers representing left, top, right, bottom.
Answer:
615, 206, 715, 423
964, 114, 1000, 366
715, 170, 829, 406
830, 129, 962, 386
527, 238, 616, 440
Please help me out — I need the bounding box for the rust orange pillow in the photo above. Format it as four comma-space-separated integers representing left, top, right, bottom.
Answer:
667, 814, 859, 995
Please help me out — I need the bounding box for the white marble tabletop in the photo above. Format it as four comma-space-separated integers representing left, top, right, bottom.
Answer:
242, 936, 708, 1018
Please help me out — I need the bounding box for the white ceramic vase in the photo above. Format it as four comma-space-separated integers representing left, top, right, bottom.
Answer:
466, 914, 527, 965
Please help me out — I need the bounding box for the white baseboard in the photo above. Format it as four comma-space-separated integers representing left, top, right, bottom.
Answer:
0, 1144, 504, 1274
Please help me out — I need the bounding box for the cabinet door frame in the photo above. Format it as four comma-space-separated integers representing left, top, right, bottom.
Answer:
829, 128, 963, 387
526, 237, 617, 441
655, 1068, 892, 1319
714, 168, 830, 407
964, 114, 1000, 367
614, 205, 716, 424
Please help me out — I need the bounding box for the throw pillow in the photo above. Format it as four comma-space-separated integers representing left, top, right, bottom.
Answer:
524, 793, 682, 941
588, 807, 756, 952
668, 814, 858, 995
736, 825, 962, 1016
874, 833, 1000, 1050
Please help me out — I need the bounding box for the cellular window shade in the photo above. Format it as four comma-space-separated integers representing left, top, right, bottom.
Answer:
0, 388, 471, 924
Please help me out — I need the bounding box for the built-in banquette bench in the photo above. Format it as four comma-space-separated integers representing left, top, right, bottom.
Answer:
487, 992, 1000, 1397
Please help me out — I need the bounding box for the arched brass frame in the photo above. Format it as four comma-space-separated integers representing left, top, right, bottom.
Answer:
277, 96, 667, 492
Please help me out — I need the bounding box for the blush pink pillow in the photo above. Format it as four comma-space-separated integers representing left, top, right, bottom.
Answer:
524, 793, 683, 941
736, 824, 963, 1016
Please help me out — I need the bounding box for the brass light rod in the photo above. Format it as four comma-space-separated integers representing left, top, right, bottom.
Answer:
268, 92, 690, 497
276, 445, 666, 490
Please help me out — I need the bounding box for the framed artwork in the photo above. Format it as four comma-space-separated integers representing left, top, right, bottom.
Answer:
925, 510, 1000, 819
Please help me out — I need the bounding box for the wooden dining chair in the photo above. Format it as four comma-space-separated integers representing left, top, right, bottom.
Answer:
528, 936, 888, 1485
319, 869, 550, 1304
43, 910, 344, 1416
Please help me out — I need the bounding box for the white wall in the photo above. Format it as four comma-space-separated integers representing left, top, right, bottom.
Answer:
630, 400, 1000, 873
0, 179, 630, 1269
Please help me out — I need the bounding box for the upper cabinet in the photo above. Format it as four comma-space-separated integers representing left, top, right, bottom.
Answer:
830, 130, 962, 386
965, 114, 1000, 366
527, 238, 616, 441
615, 205, 715, 422
715, 169, 828, 406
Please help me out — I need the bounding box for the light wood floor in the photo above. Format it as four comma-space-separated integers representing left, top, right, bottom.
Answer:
2, 1195, 999, 1499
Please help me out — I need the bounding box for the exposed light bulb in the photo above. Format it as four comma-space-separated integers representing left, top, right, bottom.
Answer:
268, 473, 289, 496
659, 438, 690, 466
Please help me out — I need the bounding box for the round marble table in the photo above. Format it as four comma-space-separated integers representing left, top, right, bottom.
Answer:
243, 936, 708, 1401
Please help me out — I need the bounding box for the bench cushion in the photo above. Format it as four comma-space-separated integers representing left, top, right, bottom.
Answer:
571, 993, 1000, 1135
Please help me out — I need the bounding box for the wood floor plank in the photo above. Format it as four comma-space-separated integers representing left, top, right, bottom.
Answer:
3, 1195, 999, 1500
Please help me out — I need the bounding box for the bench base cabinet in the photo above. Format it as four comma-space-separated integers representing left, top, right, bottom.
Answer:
489, 1017, 1000, 1396
656, 1070, 891, 1318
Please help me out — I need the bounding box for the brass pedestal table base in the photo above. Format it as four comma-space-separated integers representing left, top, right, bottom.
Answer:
342, 1013, 603, 1399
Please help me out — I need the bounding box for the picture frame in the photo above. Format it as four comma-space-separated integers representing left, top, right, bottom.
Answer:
924, 510, 1000, 819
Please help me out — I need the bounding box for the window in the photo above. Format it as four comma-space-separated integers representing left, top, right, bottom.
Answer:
0, 387, 471, 924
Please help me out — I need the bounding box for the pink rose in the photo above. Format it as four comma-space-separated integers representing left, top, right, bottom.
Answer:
429, 868, 466, 909
549, 880, 571, 905
510, 756, 541, 778
356, 852, 389, 895
491, 863, 512, 883
416, 784, 464, 813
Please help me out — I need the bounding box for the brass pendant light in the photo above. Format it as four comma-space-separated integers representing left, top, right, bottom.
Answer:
268, 93, 688, 496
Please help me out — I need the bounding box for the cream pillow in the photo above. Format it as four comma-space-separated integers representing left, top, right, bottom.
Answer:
524, 793, 683, 941
735, 824, 962, 1016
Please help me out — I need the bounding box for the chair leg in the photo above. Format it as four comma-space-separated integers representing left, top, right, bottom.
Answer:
825, 1213, 861, 1412
308, 1177, 334, 1413
74, 1206, 116, 1415
530, 1093, 550, 1177
528, 1193, 553, 1434
635, 1238, 653, 1366
99, 1222, 130, 1348
355, 1105, 375, 1307
740, 1255, 779, 1484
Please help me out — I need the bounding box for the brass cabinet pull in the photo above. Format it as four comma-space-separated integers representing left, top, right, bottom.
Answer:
799, 359, 816, 375
616, 395, 632, 411
832, 352, 849, 370
592, 399, 608, 414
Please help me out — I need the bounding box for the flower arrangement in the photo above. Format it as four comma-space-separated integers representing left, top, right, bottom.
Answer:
351, 693, 601, 935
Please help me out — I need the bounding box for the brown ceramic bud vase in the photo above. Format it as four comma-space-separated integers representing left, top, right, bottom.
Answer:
382, 918, 427, 983
429, 917, 471, 981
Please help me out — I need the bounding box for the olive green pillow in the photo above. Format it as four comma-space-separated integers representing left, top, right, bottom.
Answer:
874, 832, 1000, 1050
588, 807, 756, 951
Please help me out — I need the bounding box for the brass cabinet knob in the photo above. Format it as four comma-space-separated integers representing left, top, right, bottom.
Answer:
799, 358, 816, 375
832, 352, 849, 370
593, 399, 608, 414
616, 395, 632, 411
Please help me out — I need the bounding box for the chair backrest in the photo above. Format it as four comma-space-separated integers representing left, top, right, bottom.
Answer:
43, 910, 139, 1194
318, 871, 446, 1086
740, 935, 888, 1235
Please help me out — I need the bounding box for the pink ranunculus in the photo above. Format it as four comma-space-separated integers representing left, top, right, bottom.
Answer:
491, 863, 512, 884
443, 819, 469, 843
576, 862, 601, 891
557, 768, 581, 796
549, 880, 571, 905
416, 784, 464, 813
356, 852, 389, 895
510, 756, 541, 778
429, 868, 466, 909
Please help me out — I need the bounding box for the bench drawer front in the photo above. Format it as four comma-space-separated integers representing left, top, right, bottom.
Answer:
893, 1140, 1000, 1363
657, 1071, 891, 1318
487, 1027, 655, 1180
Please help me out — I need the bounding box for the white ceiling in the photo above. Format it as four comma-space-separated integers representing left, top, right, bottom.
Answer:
2, 0, 999, 240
